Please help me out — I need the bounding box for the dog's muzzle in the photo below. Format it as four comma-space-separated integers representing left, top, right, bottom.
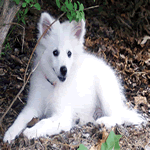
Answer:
58, 66, 67, 82
58, 76, 66, 82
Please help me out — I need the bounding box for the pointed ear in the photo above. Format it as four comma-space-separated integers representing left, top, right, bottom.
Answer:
71, 20, 86, 43
38, 12, 59, 38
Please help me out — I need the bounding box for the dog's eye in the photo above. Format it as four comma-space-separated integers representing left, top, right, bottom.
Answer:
67, 51, 72, 58
53, 50, 59, 56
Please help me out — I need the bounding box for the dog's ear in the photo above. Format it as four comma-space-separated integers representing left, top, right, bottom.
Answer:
71, 20, 86, 43
38, 12, 60, 38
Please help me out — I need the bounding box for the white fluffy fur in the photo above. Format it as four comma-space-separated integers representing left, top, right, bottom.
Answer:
4, 12, 145, 143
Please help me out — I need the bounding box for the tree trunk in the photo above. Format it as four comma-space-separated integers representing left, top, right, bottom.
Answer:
0, 0, 22, 55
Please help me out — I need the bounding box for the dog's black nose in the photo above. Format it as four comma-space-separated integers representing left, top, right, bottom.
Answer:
60, 66, 67, 76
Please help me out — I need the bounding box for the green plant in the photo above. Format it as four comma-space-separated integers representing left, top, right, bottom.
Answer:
2, 0, 41, 55
77, 144, 88, 150
14, 0, 41, 24
17, 8, 28, 24
22, 0, 41, 10
5, 42, 11, 51
56, 0, 85, 22
1, 42, 11, 56
77, 131, 122, 150
0, 52, 5, 56
101, 131, 122, 150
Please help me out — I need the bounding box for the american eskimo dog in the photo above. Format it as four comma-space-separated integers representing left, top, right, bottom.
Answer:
4, 12, 145, 143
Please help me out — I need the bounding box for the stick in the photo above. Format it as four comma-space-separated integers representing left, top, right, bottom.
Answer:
23, 12, 66, 83
0, 12, 66, 124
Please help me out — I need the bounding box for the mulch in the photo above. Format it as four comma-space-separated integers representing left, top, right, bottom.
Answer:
0, 1, 149, 149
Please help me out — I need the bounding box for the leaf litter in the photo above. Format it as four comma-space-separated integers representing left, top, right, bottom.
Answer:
0, 1, 150, 149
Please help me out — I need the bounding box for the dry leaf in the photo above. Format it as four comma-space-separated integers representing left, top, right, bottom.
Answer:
134, 96, 148, 109
27, 117, 39, 128
141, 36, 150, 45
90, 129, 109, 150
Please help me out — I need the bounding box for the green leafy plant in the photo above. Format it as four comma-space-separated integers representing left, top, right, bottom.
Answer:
4, 42, 11, 51
1, 42, 11, 56
2, 0, 41, 55
14, 0, 41, 24
77, 144, 88, 150
0, 52, 5, 56
17, 8, 28, 24
14, 0, 41, 10
77, 131, 121, 150
23, 0, 40, 10
101, 131, 122, 150
56, 0, 85, 22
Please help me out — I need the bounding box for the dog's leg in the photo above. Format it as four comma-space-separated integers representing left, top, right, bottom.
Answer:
23, 106, 73, 139
95, 62, 144, 127
3, 70, 53, 143
3, 105, 38, 143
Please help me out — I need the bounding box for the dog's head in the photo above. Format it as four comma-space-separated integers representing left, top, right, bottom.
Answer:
38, 12, 85, 82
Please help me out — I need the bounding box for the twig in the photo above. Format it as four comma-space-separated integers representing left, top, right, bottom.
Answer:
0, 72, 30, 124
0, 22, 25, 29
0, 1, 22, 54
23, 12, 66, 83
0, 22, 25, 53
23, 5, 101, 82
18, 96, 25, 105
0, 12, 66, 124
0, 59, 40, 124
1, 4, 100, 123
84, 5, 99, 11
116, 16, 132, 30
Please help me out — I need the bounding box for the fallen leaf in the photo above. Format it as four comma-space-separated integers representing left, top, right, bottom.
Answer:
141, 36, 150, 45
27, 117, 39, 128
134, 96, 148, 109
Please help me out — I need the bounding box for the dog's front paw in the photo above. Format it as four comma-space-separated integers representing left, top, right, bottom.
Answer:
3, 131, 14, 143
96, 116, 122, 128
3, 127, 19, 143
23, 128, 37, 139
23, 127, 47, 139
23, 120, 47, 139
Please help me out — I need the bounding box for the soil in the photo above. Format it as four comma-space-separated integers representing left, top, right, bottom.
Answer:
0, 1, 150, 150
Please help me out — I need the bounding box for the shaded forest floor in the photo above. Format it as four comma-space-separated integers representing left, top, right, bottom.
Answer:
0, 1, 150, 149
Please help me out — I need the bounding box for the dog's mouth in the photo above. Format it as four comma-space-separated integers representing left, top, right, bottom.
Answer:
52, 68, 66, 82
53, 68, 66, 82
58, 76, 66, 82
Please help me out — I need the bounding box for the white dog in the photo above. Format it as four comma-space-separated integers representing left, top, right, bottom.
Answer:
4, 12, 145, 143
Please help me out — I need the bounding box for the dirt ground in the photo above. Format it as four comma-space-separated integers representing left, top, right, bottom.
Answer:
0, 1, 150, 150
